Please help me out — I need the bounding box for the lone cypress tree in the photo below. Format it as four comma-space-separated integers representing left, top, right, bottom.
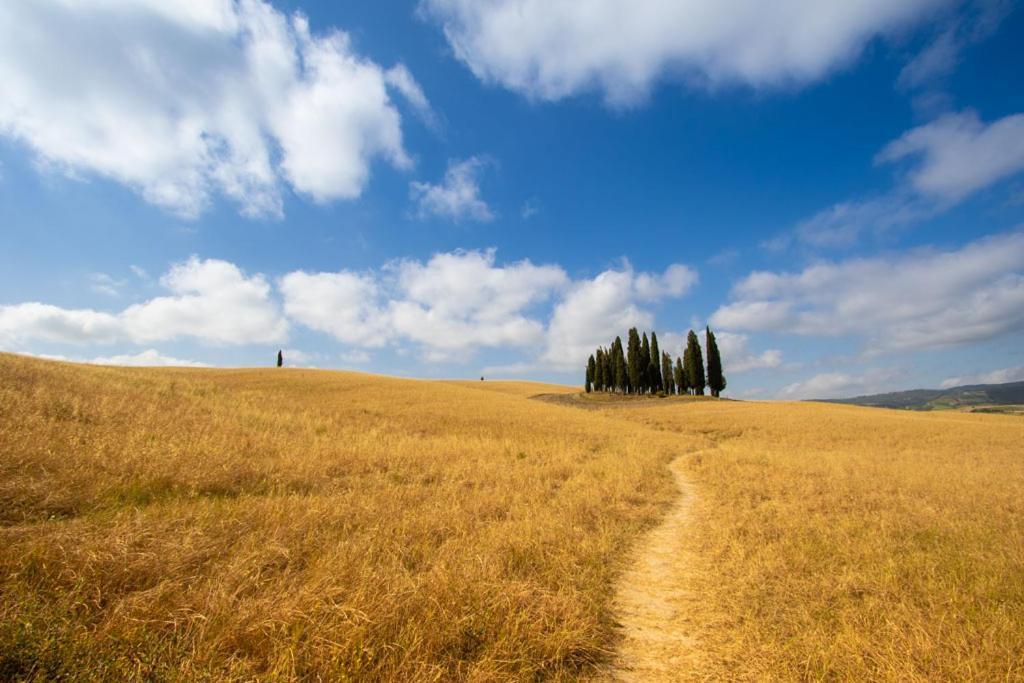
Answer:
586, 354, 596, 393
705, 326, 726, 397
276, 349, 283, 367
674, 356, 684, 395
685, 330, 706, 395
649, 331, 663, 393
640, 332, 652, 394
626, 328, 642, 394
661, 350, 673, 395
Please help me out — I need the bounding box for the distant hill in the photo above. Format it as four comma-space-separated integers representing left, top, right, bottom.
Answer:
818, 381, 1024, 411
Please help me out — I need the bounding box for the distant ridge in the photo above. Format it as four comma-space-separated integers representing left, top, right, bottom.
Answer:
817, 380, 1024, 411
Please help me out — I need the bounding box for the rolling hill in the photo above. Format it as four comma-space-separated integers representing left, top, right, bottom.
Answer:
819, 380, 1024, 411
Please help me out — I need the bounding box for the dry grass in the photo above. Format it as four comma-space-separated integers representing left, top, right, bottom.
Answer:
0, 354, 680, 680
2, 353, 1022, 680
609, 400, 1024, 680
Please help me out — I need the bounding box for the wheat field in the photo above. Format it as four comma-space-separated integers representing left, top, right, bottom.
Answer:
1, 352, 1022, 680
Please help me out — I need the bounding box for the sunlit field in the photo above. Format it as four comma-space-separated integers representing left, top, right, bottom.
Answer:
611, 399, 1024, 680
2, 353, 1022, 680
0, 353, 680, 680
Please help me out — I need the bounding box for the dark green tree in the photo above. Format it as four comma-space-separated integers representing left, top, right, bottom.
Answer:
649, 331, 663, 393
277, 349, 283, 368
705, 326, 726, 397
626, 328, 642, 394
613, 336, 627, 393
685, 330, 706, 395
674, 356, 684, 395
640, 332, 652, 394
586, 354, 596, 393
661, 350, 674, 395
603, 347, 613, 392
594, 348, 605, 391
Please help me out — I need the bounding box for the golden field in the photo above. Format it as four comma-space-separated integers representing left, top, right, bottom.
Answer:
1, 352, 1023, 680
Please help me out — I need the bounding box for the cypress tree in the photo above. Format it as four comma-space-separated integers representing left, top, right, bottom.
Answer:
686, 330, 706, 395
626, 328, 641, 394
586, 354, 596, 393
681, 344, 692, 394
706, 326, 726, 397
640, 332, 652, 394
594, 348, 605, 391
603, 347, 613, 392
276, 349, 283, 367
661, 351, 673, 395
614, 336, 627, 393
674, 356, 684, 395
649, 331, 663, 393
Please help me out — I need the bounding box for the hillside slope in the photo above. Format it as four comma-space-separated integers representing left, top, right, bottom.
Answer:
819, 380, 1024, 410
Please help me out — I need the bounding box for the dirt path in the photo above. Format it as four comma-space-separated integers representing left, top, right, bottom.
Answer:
605, 456, 704, 681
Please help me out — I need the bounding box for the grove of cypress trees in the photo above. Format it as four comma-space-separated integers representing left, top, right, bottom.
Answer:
705, 326, 726, 397
626, 328, 641, 394
649, 331, 663, 393
674, 356, 684, 395
685, 330, 706, 395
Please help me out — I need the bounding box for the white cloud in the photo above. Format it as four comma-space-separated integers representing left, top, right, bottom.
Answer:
279, 270, 389, 346
714, 332, 783, 373
281, 249, 568, 359
0, 304, 122, 346
410, 157, 494, 222
422, 0, 950, 104
940, 365, 1024, 389
88, 349, 209, 367
777, 367, 900, 400
281, 250, 695, 368
712, 230, 1024, 353
877, 110, 1024, 202
539, 264, 697, 371
0, 257, 287, 347
0, 0, 419, 218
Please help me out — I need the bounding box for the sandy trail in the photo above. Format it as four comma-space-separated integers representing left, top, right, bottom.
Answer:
605, 456, 704, 681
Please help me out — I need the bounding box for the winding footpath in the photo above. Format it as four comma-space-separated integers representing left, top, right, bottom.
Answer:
606, 456, 704, 681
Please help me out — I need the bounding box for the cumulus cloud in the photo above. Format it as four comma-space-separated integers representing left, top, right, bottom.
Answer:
279, 270, 389, 346
281, 249, 568, 359
713, 332, 783, 373
281, 250, 695, 368
940, 365, 1024, 389
712, 230, 1024, 353
0, 257, 287, 347
539, 264, 698, 370
0, 0, 422, 218
422, 0, 950, 104
877, 110, 1024, 203
410, 157, 494, 222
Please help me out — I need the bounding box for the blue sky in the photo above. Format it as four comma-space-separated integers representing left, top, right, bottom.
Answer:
2, 0, 1023, 398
